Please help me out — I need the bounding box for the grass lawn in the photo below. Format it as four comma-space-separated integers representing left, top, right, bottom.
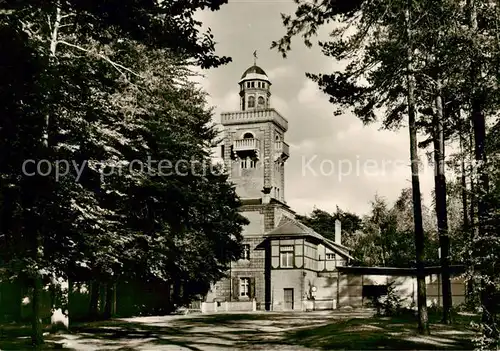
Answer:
0, 310, 479, 350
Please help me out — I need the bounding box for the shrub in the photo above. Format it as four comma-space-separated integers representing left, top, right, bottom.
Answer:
369, 282, 410, 317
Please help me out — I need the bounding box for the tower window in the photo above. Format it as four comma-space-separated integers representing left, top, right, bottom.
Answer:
248, 96, 255, 108
275, 134, 280, 141
263, 83, 266, 88
251, 82, 255, 88
258, 96, 265, 105
243, 132, 254, 139
246, 82, 250, 88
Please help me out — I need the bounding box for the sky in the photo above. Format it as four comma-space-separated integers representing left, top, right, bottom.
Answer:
193, 0, 437, 217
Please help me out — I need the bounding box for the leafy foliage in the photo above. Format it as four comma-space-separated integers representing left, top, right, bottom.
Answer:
0, 0, 245, 345
297, 190, 439, 268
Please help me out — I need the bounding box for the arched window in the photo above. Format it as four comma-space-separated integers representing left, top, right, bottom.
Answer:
275, 134, 280, 141
248, 96, 255, 108
243, 132, 254, 139
258, 96, 265, 105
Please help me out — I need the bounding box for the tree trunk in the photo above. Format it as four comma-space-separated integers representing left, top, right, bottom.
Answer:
467, 0, 495, 338
472, 105, 489, 239
459, 126, 474, 304
31, 3, 62, 345
466, 128, 477, 306
88, 281, 100, 320
31, 272, 44, 346
433, 87, 452, 324
459, 131, 469, 231
469, 127, 476, 234
379, 227, 388, 266
103, 283, 116, 319
405, 4, 429, 335
472, 104, 495, 334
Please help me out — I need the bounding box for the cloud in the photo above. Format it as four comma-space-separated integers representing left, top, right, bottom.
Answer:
272, 95, 289, 115
297, 80, 323, 105
267, 65, 294, 80
209, 90, 240, 123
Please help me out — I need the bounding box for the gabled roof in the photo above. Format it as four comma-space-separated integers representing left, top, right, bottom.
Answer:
324, 238, 354, 254
276, 215, 294, 227
264, 218, 354, 260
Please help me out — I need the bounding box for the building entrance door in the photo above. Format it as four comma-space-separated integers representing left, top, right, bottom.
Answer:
284, 288, 294, 310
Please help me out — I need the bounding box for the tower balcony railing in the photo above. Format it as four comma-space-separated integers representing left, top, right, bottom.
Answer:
234, 138, 260, 152
274, 141, 290, 160
221, 108, 288, 132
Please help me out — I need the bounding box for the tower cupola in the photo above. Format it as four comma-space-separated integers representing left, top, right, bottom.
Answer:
239, 64, 271, 111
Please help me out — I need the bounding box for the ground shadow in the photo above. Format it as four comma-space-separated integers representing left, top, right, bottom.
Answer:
0, 323, 72, 350
1, 310, 479, 350
282, 312, 478, 350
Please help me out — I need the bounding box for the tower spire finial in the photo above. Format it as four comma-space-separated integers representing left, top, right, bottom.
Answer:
253, 50, 257, 66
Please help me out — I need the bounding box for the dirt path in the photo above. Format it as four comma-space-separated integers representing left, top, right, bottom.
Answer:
35, 310, 477, 350
51, 310, 374, 350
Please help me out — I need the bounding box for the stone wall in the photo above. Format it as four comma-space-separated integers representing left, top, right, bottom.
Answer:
201, 300, 256, 313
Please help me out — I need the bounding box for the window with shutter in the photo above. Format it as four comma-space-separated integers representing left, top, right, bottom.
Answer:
249, 277, 256, 299
232, 277, 239, 301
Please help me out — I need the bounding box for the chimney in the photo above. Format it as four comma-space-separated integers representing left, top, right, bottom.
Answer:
335, 219, 341, 245
262, 193, 270, 204
262, 186, 271, 204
